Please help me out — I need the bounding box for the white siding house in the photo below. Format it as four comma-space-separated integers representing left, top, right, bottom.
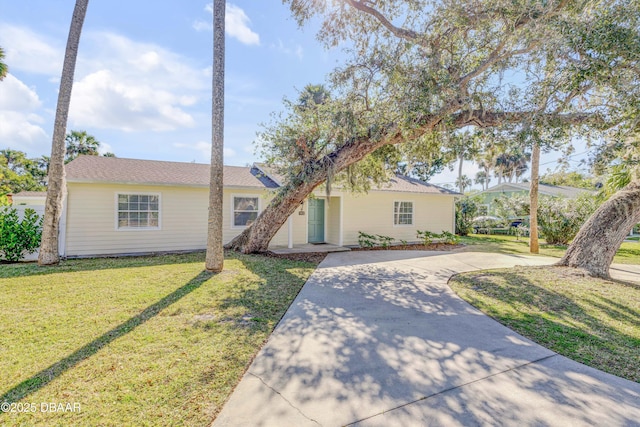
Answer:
60, 156, 458, 257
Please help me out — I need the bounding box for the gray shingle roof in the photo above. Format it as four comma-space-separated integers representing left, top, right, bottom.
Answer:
254, 163, 457, 195
65, 156, 279, 189
374, 174, 460, 195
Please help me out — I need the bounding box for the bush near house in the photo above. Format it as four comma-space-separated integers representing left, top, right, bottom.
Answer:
538, 194, 599, 245
0, 207, 43, 262
455, 196, 480, 236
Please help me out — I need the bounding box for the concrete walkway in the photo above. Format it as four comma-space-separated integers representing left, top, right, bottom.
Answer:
213, 251, 640, 427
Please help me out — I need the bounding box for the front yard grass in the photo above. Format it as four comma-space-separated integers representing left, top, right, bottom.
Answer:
0, 251, 317, 426
450, 266, 640, 382
459, 233, 640, 265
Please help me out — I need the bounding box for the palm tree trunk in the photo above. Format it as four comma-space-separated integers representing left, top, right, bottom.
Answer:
557, 179, 640, 278
39, 0, 89, 266
205, 0, 225, 272
529, 142, 540, 254
457, 155, 464, 193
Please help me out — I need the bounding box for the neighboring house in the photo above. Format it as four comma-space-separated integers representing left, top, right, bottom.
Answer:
476, 182, 596, 216
57, 156, 458, 257
9, 191, 47, 206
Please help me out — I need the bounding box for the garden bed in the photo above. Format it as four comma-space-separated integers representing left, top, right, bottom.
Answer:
352, 242, 464, 251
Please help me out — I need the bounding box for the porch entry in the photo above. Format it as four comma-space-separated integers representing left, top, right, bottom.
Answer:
308, 198, 325, 243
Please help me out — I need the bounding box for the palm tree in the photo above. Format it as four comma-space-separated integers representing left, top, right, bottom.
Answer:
39, 0, 89, 266
205, 0, 225, 272
298, 84, 330, 109
474, 170, 490, 190
455, 175, 472, 194
65, 130, 100, 162
0, 46, 7, 80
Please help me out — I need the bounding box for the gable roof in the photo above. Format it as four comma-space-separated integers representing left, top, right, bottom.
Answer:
65, 156, 457, 195
482, 182, 595, 198
375, 174, 459, 195
65, 156, 279, 189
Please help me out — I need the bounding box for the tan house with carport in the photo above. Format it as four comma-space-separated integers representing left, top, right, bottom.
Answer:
60, 156, 458, 257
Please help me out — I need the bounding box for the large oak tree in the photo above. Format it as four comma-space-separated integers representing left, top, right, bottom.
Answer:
226, 0, 639, 268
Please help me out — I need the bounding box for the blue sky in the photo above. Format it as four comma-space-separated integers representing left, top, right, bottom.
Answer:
0, 0, 587, 188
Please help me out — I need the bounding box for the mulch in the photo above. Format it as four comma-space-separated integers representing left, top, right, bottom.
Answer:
265, 243, 464, 264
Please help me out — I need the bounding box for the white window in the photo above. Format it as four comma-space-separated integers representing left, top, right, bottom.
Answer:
394, 201, 413, 225
117, 194, 160, 229
233, 196, 259, 227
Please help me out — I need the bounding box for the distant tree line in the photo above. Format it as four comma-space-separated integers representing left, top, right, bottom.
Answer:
0, 130, 112, 203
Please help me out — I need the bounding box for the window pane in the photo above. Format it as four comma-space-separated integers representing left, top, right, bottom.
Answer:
139, 200, 149, 210
149, 212, 159, 227
130, 195, 138, 203
234, 197, 258, 211
234, 211, 258, 227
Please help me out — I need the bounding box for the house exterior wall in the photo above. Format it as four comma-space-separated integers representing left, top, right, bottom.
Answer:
64, 183, 455, 256
340, 191, 455, 245
12, 196, 46, 206
64, 183, 304, 257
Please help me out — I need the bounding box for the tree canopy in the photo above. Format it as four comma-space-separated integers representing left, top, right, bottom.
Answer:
227, 0, 640, 253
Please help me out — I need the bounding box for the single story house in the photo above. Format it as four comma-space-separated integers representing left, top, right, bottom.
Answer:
54, 156, 458, 257
476, 182, 596, 217
8, 191, 47, 206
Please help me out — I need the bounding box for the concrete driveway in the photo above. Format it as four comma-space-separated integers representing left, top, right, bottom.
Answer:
213, 251, 640, 426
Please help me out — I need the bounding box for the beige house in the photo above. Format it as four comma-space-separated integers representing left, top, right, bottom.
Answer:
58, 156, 458, 257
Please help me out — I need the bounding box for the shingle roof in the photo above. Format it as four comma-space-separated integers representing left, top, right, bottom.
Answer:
374, 174, 459, 195
65, 156, 279, 189
254, 162, 457, 195
10, 191, 47, 197
482, 182, 595, 198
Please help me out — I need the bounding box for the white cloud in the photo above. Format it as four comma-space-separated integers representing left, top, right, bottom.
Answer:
196, 3, 260, 46
0, 111, 49, 153
67, 32, 209, 132
0, 23, 63, 76
0, 74, 42, 110
71, 70, 195, 132
0, 74, 49, 153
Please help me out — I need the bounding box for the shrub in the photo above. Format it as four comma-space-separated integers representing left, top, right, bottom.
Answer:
376, 234, 393, 248
0, 207, 43, 262
416, 230, 436, 245
358, 231, 377, 248
358, 232, 394, 248
538, 195, 599, 245
440, 230, 459, 244
455, 196, 480, 236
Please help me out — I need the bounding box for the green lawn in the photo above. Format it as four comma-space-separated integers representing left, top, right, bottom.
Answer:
450, 266, 640, 382
459, 233, 640, 265
0, 251, 317, 426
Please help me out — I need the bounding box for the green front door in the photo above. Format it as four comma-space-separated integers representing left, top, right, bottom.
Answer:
308, 198, 325, 243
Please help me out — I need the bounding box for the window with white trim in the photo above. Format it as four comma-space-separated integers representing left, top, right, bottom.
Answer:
233, 196, 259, 227
117, 194, 160, 229
394, 201, 413, 225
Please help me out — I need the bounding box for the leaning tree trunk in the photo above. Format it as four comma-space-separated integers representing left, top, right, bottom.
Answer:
557, 179, 640, 278
225, 133, 402, 253
39, 0, 89, 266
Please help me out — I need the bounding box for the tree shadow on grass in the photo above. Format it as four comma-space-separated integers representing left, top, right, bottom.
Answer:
453, 267, 640, 382
0, 251, 209, 279
0, 270, 214, 406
